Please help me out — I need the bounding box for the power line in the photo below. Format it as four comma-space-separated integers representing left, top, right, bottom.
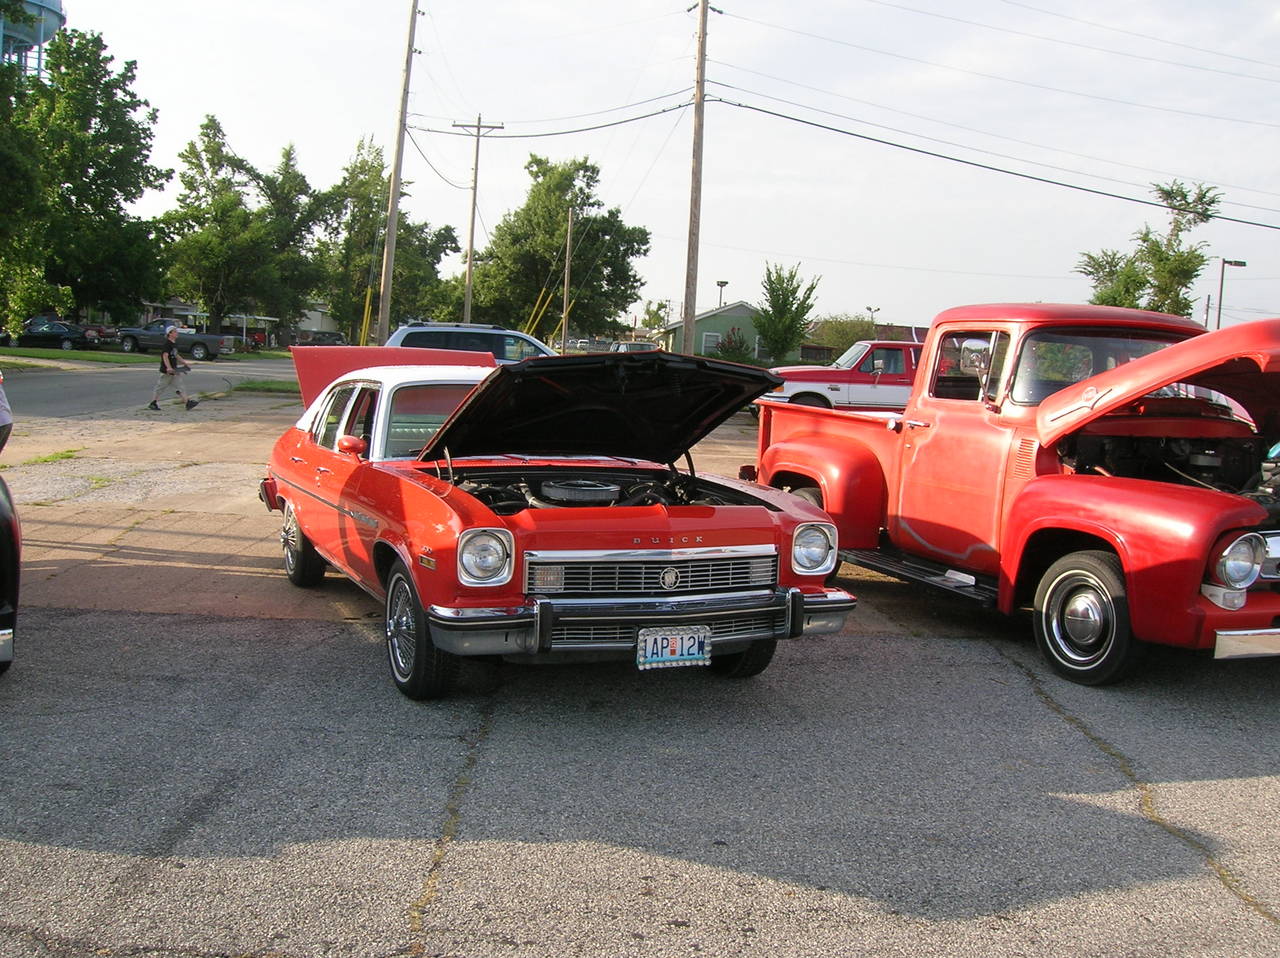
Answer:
405, 129, 468, 191
709, 95, 1280, 231
722, 11, 1280, 130
412, 100, 691, 140
855, 0, 1280, 84
706, 68, 1280, 202
995, 0, 1280, 71
708, 80, 1280, 216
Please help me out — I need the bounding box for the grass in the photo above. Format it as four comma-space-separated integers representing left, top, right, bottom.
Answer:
234, 379, 300, 395
0, 346, 154, 364
0, 345, 295, 364
22, 449, 81, 464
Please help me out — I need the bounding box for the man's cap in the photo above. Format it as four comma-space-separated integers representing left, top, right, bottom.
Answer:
165, 326, 177, 335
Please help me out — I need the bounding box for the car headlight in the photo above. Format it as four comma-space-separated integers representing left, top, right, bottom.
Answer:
458, 529, 513, 586
1215, 533, 1265, 589
792, 522, 837, 576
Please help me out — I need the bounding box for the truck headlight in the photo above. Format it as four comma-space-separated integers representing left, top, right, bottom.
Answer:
1214, 533, 1265, 589
458, 529, 513, 586
792, 522, 837, 576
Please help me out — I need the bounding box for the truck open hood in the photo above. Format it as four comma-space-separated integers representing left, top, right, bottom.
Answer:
291, 345, 495, 407
421, 352, 783, 464
1036, 319, 1280, 447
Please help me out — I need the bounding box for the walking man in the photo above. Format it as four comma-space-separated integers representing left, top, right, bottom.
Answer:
146, 326, 199, 411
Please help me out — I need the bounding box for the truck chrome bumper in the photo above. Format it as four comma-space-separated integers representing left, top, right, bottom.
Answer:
0, 627, 13, 663
427, 587, 855, 656
1214, 627, 1280, 659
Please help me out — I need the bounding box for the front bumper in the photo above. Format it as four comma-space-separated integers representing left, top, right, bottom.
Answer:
426, 587, 856, 657
1215, 627, 1280, 659
0, 627, 12, 663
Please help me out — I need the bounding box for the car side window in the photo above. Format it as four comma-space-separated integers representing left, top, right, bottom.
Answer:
401, 331, 450, 349
504, 335, 543, 361
858, 348, 905, 375
313, 385, 356, 449
932, 332, 1007, 402
344, 387, 379, 451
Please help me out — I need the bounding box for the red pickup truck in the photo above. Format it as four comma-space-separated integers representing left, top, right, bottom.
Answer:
748, 302, 1280, 685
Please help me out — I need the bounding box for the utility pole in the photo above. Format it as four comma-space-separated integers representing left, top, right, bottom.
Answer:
454, 114, 504, 324
562, 206, 573, 350
375, 0, 420, 346
680, 0, 711, 353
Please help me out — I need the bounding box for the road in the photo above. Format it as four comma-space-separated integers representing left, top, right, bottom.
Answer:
1, 354, 300, 420
1, 361, 1278, 957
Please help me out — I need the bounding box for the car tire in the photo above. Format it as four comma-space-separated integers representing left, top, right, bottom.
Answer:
281, 503, 326, 587
709, 639, 776, 678
385, 559, 458, 700
121, 336, 139, 353
190, 343, 210, 361
60, 339, 73, 351
1033, 550, 1144, 686
790, 486, 823, 509
0, 660, 10, 676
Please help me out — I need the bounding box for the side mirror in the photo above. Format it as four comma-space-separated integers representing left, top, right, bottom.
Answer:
337, 434, 368, 458
872, 358, 884, 373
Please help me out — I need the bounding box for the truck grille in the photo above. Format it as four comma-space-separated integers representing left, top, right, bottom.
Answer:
525, 549, 778, 596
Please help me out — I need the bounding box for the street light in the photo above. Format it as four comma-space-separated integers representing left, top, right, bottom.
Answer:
1216, 258, 1247, 330
867, 305, 880, 329
716, 280, 728, 307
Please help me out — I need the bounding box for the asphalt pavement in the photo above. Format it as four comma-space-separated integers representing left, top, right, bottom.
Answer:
0, 365, 1278, 957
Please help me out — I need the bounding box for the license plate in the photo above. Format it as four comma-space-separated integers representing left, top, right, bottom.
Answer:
636, 625, 711, 670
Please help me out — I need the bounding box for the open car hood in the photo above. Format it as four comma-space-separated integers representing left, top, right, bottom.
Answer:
291, 345, 495, 407
1036, 318, 1280, 447
420, 351, 783, 464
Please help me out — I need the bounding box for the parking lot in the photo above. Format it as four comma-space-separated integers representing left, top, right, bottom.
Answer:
1, 372, 1278, 957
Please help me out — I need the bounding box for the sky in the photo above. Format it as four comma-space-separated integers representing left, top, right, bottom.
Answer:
59, 0, 1280, 333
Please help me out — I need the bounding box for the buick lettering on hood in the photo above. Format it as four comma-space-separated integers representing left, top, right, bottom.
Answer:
260, 347, 855, 699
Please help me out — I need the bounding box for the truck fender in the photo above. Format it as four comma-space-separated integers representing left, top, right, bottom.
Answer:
1001, 474, 1264, 646
760, 437, 886, 549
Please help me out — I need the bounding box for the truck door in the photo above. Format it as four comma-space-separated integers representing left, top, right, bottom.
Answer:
839, 344, 917, 411
890, 331, 1011, 576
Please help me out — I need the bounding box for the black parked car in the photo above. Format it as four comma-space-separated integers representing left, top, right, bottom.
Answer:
0, 476, 20, 676
16, 320, 97, 350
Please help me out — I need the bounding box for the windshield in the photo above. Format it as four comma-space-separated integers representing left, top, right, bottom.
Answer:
1008, 328, 1188, 405
831, 342, 870, 369
385, 382, 475, 459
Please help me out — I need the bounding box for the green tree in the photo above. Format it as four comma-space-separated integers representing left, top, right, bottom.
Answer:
472, 155, 649, 339
640, 299, 671, 334
808, 313, 875, 355
167, 116, 338, 335
11, 30, 169, 318
1076, 181, 1221, 317
752, 262, 820, 363
166, 117, 274, 332
317, 139, 386, 340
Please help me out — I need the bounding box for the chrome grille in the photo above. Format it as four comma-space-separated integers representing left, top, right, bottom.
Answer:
551, 612, 785, 646
526, 552, 779, 595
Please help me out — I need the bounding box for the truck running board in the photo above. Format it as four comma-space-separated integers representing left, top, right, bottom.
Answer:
841, 549, 998, 607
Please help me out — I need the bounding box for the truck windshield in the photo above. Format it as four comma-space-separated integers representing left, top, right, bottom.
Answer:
1008, 328, 1188, 405
831, 342, 869, 369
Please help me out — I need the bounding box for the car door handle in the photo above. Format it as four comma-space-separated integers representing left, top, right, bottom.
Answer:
315, 467, 332, 475
904, 420, 931, 429
290, 456, 306, 463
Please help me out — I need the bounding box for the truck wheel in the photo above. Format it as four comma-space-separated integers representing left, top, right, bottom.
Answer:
281, 504, 326, 587
709, 639, 776, 678
385, 559, 458, 699
791, 394, 831, 408
1033, 550, 1143, 685
791, 486, 823, 509
121, 336, 138, 353
190, 342, 210, 361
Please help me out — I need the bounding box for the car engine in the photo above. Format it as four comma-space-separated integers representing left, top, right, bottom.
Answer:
452, 468, 765, 515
